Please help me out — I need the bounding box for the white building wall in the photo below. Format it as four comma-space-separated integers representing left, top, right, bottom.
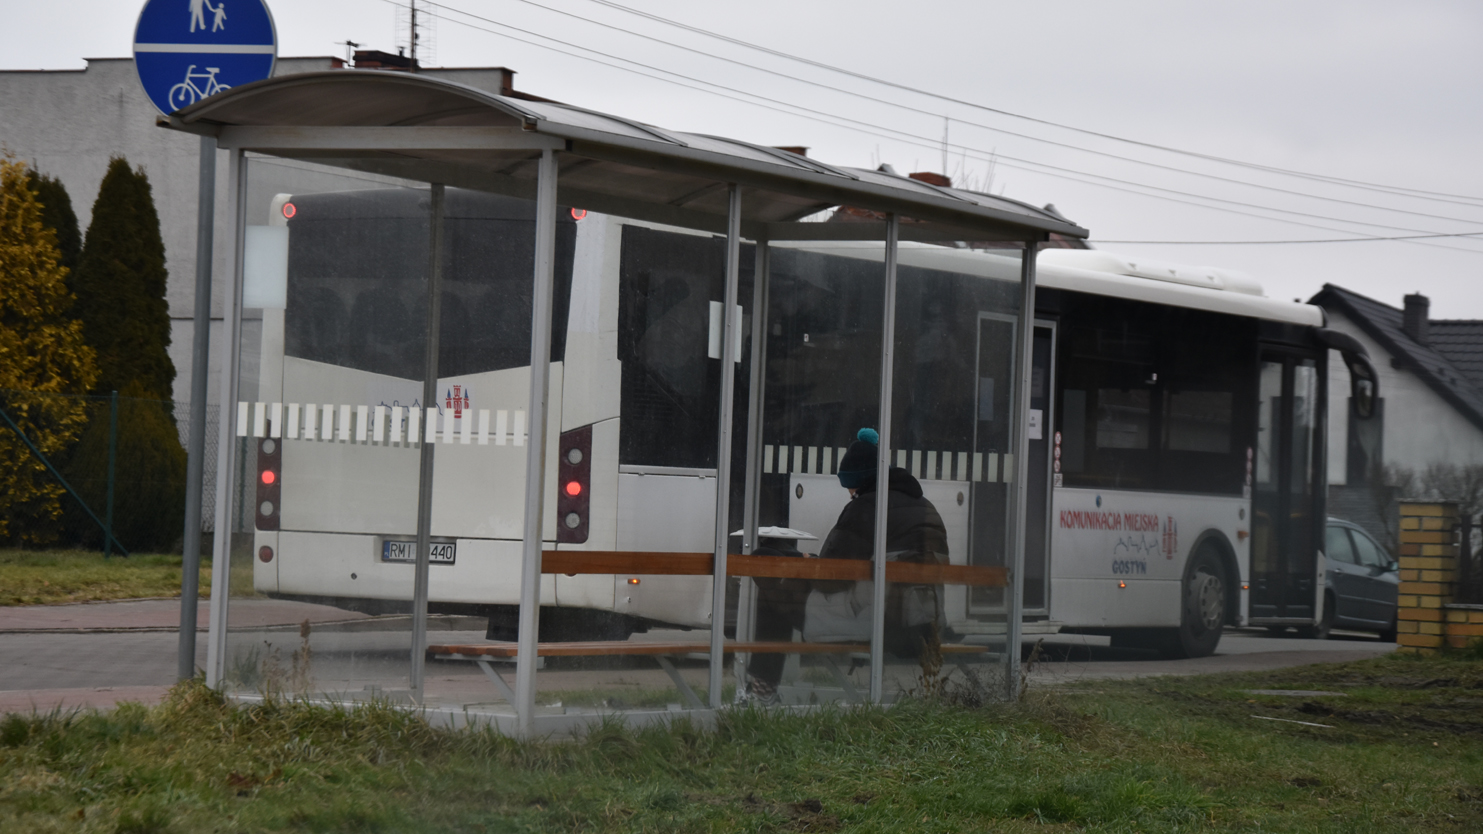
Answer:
0, 58, 513, 407
1325, 308, 1483, 485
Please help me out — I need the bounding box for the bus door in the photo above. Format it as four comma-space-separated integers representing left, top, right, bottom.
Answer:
968, 315, 1054, 616
1250, 349, 1324, 622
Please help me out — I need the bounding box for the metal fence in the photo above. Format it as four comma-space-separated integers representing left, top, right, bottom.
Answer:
1457, 513, 1483, 604
0, 387, 219, 552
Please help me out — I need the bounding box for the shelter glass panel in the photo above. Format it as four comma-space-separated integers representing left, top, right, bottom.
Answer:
738, 236, 896, 706
517, 207, 733, 718
885, 242, 1024, 700
222, 157, 434, 703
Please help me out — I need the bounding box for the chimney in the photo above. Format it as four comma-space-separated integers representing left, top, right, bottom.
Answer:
773, 146, 809, 157
352, 48, 419, 71
1403, 293, 1430, 344
908, 171, 952, 188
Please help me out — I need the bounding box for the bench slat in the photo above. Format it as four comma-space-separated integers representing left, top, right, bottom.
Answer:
428, 640, 991, 658
541, 550, 1007, 587
543, 550, 712, 576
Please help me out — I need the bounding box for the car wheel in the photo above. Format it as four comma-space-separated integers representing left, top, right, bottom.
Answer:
1299, 592, 1334, 640
1161, 546, 1227, 659
1379, 615, 1398, 643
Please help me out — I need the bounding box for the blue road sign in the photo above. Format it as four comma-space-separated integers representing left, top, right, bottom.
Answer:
133, 0, 277, 116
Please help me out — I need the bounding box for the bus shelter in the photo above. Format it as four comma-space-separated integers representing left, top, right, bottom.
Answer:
165, 70, 1087, 736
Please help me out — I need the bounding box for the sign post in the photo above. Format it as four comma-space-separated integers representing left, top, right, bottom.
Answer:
133, 0, 276, 681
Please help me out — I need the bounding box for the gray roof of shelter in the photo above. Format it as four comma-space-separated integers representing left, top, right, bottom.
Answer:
1310, 284, 1483, 432
164, 70, 1087, 242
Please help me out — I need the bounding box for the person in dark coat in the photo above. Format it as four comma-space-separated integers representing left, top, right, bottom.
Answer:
742, 428, 949, 704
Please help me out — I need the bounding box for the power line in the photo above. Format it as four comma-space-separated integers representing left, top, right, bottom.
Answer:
580, 0, 1483, 208
1093, 230, 1483, 245
443, 0, 1483, 225
383, 0, 1483, 256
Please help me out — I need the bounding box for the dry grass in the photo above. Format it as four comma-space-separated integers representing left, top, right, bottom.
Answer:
0, 549, 209, 606
3, 652, 1482, 831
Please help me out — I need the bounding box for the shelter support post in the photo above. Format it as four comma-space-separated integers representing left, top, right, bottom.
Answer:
410, 183, 446, 702
734, 240, 770, 685
205, 150, 247, 690
709, 184, 743, 708
1006, 238, 1039, 699
869, 214, 901, 704
180, 134, 216, 681
515, 149, 560, 735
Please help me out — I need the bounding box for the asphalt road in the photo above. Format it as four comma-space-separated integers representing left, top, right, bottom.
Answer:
0, 599, 1396, 714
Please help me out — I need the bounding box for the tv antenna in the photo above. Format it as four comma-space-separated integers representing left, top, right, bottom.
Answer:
335, 40, 361, 65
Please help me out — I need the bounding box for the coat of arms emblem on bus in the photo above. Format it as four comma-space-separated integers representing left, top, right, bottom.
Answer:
1162, 516, 1179, 559
446, 385, 470, 420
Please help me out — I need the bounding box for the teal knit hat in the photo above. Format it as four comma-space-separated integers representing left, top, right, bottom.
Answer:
836, 428, 880, 489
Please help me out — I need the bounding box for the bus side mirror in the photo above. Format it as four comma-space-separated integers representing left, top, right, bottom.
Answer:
1346, 355, 1377, 420
1314, 328, 1379, 420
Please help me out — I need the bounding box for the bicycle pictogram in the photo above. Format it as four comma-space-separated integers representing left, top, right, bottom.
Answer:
167, 65, 230, 110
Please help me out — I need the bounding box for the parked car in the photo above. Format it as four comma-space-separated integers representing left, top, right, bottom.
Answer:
1269, 519, 1400, 640
1322, 518, 1401, 640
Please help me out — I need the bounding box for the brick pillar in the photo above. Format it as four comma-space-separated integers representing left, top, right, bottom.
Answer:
1396, 502, 1458, 653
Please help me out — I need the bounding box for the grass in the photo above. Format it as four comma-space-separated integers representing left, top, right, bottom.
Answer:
3, 652, 1483, 832
0, 549, 210, 606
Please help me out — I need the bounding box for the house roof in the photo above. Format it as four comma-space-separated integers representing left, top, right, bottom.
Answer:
163, 71, 1087, 243
1431, 321, 1483, 394
1310, 284, 1483, 432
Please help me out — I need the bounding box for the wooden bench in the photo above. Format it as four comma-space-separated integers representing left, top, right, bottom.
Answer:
431, 550, 1007, 708
428, 640, 996, 708
540, 550, 1009, 587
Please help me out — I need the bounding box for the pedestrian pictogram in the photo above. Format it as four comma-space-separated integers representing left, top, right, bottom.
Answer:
133, 0, 276, 116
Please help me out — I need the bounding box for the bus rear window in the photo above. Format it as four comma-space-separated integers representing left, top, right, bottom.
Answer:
283, 188, 575, 380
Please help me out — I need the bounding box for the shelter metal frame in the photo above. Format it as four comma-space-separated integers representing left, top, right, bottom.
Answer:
167, 71, 1085, 736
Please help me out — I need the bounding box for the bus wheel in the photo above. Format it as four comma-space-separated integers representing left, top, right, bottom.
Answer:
1162, 547, 1226, 659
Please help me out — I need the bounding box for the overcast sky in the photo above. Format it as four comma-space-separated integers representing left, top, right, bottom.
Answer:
9, 0, 1483, 316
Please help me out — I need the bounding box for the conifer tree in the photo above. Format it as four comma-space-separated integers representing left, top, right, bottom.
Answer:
25, 170, 81, 279
72, 156, 175, 399
0, 157, 99, 545
62, 157, 186, 551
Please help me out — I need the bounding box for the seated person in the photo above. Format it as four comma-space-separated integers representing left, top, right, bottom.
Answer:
742, 428, 949, 705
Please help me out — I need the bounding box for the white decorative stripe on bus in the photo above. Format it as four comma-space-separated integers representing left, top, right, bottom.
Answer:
236, 402, 527, 446
761, 443, 1013, 483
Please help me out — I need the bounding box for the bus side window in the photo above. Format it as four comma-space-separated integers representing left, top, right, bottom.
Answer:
617, 226, 727, 469
1056, 293, 1253, 495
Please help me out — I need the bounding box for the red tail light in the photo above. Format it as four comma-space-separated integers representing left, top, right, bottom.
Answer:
556, 425, 592, 544
256, 435, 281, 531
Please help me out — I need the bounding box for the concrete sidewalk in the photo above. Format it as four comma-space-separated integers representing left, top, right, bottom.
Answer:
0, 597, 371, 633
0, 598, 376, 715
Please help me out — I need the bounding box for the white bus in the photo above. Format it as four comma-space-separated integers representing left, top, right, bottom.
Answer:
240, 186, 1375, 656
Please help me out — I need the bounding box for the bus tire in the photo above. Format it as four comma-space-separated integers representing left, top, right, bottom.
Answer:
1162, 547, 1227, 659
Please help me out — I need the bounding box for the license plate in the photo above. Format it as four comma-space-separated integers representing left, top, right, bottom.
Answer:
381, 540, 456, 565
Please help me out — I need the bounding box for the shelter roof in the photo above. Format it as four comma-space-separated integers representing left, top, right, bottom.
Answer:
164, 70, 1087, 243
